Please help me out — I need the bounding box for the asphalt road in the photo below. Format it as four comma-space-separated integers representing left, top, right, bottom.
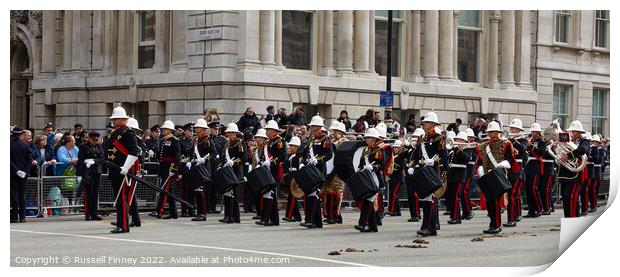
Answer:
10, 207, 582, 267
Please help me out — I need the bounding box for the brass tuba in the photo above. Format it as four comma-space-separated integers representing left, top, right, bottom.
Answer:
544, 119, 587, 172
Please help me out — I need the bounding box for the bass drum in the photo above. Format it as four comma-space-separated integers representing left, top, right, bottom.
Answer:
333, 140, 367, 181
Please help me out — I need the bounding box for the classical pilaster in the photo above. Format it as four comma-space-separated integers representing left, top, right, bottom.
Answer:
516, 10, 532, 89
237, 10, 261, 69
438, 10, 454, 81
487, 11, 500, 89
410, 11, 422, 82
259, 10, 276, 67
336, 10, 354, 75
321, 10, 336, 75
41, 11, 57, 75
354, 10, 370, 73
423, 10, 439, 82
500, 10, 516, 88
170, 10, 188, 70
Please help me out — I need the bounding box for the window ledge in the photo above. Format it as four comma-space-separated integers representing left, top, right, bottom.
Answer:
592, 48, 610, 56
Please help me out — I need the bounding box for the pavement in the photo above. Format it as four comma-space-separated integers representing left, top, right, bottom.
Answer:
11, 206, 599, 267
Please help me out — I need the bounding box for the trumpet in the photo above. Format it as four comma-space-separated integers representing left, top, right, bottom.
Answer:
446, 139, 477, 150
507, 133, 528, 140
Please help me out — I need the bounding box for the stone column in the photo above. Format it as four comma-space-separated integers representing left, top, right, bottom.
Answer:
336, 10, 354, 75
500, 10, 516, 88
354, 10, 370, 73
423, 10, 439, 81
410, 11, 422, 82
259, 10, 276, 67
170, 10, 188, 70
321, 11, 335, 75
41, 11, 57, 75
438, 10, 454, 80
516, 10, 532, 89
453, 11, 460, 80
237, 10, 261, 69
487, 11, 500, 88
369, 11, 376, 74
275, 10, 283, 67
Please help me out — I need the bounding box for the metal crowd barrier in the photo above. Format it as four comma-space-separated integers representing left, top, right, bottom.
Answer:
19, 160, 611, 218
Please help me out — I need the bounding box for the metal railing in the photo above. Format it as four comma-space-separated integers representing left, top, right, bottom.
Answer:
17, 161, 611, 217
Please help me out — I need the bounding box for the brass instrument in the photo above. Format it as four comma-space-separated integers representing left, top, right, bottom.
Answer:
447, 140, 478, 150
507, 133, 528, 140
545, 119, 587, 172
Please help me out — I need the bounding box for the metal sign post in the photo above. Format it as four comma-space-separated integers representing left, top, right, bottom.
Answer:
384, 11, 394, 134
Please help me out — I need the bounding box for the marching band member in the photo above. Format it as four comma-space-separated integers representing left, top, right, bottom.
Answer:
587, 135, 606, 213
373, 122, 392, 225
251, 129, 269, 220
540, 130, 557, 215
413, 112, 448, 237
504, 119, 528, 227
461, 128, 478, 220
579, 132, 593, 215
219, 123, 247, 224
153, 120, 182, 220
558, 120, 590, 218
77, 131, 104, 221
105, 106, 140, 233
283, 136, 303, 222
476, 121, 520, 234
445, 132, 472, 224
354, 128, 385, 233
207, 119, 226, 214
124, 118, 144, 227
179, 123, 195, 218
256, 121, 287, 226
325, 121, 348, 224
387, 140, 405, 217
405, 128, 425, 222
299, 116, 333, 229
190, 118, 218, 222
524, 123, 548, 219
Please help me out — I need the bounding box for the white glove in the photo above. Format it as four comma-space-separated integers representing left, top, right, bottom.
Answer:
299, 163, 305, 169
225, 159, 234, 167
178, 175, 182, 180
262, 160, 271, 168
407, 168, 415, 175
196, 157, 206, 165
477, 166, 485, 177
148, 150, 155, 158
186, 162, 192, 169
77, 176, 82, 183
42, 161, 48, 166
425, 159, 435, 167
309, 157, 318, 166
85, 159, 95, 169
364, 164, 373, 171
497, 160, 511, 169
120, 155, 139, 175
169, 171, 175, 177
16, 170, 26, 179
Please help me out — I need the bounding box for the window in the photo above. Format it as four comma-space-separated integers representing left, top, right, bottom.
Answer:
592, 88, 608, 135
554, 10, 570, 43
138, 11, 156, 69
375, 11, 403, 77
282, 11, 313, 70
457, 11, 481, 82
595, 10, 609, 48
553, 84, 571, 130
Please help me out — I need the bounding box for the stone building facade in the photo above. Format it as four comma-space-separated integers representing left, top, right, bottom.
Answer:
9, 10, 610, 136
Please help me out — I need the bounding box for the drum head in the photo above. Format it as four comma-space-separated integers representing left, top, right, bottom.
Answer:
352, 146, 366, 172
